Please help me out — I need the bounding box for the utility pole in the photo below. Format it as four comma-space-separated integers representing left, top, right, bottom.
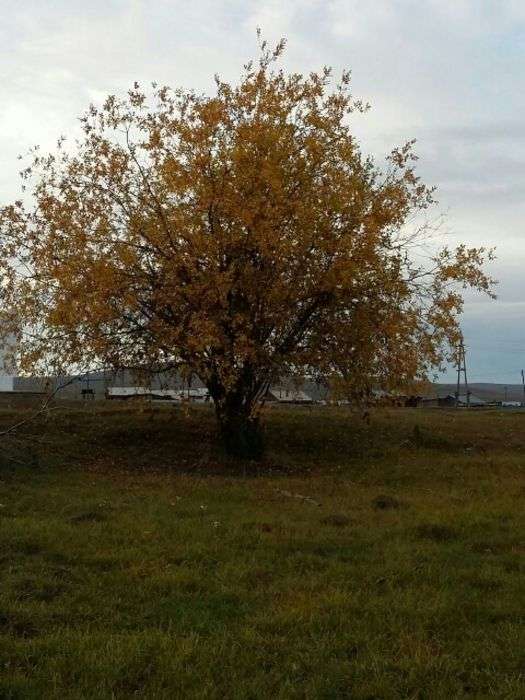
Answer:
454, 339, 470, 408
521, 370, 525, 407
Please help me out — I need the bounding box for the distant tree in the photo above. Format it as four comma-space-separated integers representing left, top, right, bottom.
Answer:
0, 38, 494, 459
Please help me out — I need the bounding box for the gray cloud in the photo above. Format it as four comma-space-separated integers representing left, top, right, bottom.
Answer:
0, 0, 524, 380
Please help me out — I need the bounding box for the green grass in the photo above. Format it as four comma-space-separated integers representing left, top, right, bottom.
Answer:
1, 404, 525, 698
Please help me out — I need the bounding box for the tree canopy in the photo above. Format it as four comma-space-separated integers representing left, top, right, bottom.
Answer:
0, 38, 494, 457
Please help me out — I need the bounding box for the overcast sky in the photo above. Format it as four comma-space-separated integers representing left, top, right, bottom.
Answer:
1, 0, 524, 383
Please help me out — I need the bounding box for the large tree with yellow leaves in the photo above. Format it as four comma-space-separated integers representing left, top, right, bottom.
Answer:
0, 39, 493, 458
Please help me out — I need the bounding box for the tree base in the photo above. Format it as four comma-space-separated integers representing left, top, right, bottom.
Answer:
218, 414, 264, 461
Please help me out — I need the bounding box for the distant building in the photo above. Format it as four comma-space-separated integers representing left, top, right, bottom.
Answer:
0, 376, 14, 391
266, 386, 314, 404
417, 396, 440, 408
107, 386, 175, 400
438, 393, 486, 407
179, 387, 210, 402
107, 386, 210, 402
0, 331, 17, 391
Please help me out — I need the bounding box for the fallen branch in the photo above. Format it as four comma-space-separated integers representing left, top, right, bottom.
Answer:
0, 368, 102, 439
275, 488, 321, 507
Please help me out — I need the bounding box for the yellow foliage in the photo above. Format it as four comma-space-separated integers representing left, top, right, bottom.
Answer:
0, 38, 494, 451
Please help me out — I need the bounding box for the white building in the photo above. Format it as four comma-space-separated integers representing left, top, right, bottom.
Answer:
0, 332, 16, 391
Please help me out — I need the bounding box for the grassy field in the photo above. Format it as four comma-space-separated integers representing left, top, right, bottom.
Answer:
1, 403, 524, 698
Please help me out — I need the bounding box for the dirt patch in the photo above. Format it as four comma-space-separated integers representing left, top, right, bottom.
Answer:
0, 612, 39, 638
415, 524, 459, 542
16, 578, 67, 602
70, 510, 108, 524
320, 514, 352, 527
372, 495, 406, 510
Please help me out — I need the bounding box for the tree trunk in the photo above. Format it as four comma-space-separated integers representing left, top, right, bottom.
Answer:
216, 405, 264, 461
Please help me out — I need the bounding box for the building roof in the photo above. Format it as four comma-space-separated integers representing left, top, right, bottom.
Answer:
107, 386, 210, 400
445, 393, 486, 405
267, 386, 313, 402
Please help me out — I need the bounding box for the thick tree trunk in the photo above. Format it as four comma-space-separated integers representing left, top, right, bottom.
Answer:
207, 367, 267, 460
216, 406, 264, 460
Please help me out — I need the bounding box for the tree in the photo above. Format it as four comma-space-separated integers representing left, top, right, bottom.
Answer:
0, 38, 493, 459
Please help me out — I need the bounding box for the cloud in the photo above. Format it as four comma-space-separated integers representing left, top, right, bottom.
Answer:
0, 0, 523, 380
